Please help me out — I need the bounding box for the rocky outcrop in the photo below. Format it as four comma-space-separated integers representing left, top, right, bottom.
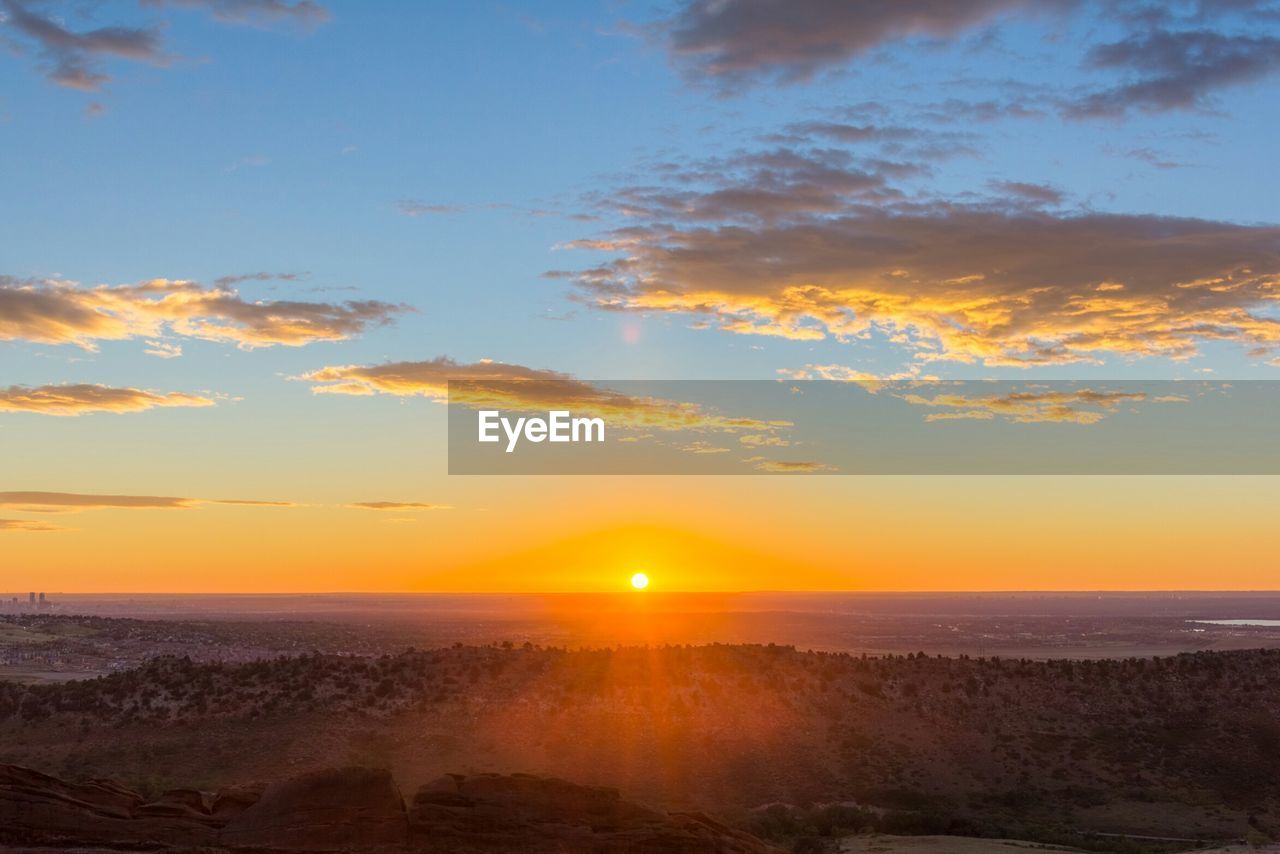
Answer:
221, 766, 408, 851
408, 772, 776, 853
0, 763, 242, 848
0, 763, 776, 853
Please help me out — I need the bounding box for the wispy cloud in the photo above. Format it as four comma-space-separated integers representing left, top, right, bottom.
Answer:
742, 456, 834, 473
298, 357, 789, 434
658, 0, 1047, 90
397, 200, 464, 216
142, 0, 328, 27
0, 383, 214, 415
1065, 28, 1280, 118
347, 501, 452, 511
1, 0, 327, 91
0, 491, 199, 511
898, 387, 1158, 424
0, 517, 64, 532
0, 276, 410, 350
0, 491, 299, 512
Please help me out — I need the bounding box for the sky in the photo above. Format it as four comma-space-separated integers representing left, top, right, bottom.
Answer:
2, 0, 1280, 592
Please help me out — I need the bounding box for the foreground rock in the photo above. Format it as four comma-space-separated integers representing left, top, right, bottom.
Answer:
221, 767, 408, 851
0, 763, 239, 849
0, 763, 777, 852
410, 772, 775, 853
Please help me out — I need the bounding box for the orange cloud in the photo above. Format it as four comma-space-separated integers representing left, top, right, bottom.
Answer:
565, 153, 1280, 367
299, 357, 789, 435
0, 492, 298, 512
347, 501, 452, 511
0, 383, 214, 415
0, 276, 409, 350
0, 518, 63, 533
742, 456, 834, 473
898, 387, 1174, 424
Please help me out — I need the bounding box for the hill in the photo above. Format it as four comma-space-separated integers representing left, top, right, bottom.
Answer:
2, 643, 1279, 849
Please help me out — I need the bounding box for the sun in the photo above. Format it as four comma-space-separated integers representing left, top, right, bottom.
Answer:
630, 572, 650, 590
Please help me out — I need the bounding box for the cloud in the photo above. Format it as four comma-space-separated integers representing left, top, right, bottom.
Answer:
1065, 28, 1280, 117
0, 276, 409, 350
1117, 146, 1189, 169
659, 0, 1050, 89
143, 340, 183, 359
211, 498, 299, 507
298, 357, 789, 434
0, 491, 198, 511
778, 364, 935, 385
0, 383, 214, 415
739, 433, 790, 447
742, 456, 834, 473
578, 149, 918, 225
0, 518, 63, 532
141, 0, 328, 27
0, 491, 298, 511
680, 441, 731, 454
397, 200, 464, 216
564, 175, 1280, 365
2, 0, 326, 91
987, 180, 1066, 206
347, 501, 451, 511
212, 272, 306, 288
653, 0, 1280, 120
898, 387, 1152, 424
0, 0, 165, 90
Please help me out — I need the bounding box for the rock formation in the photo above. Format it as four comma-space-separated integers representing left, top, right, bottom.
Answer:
0, 763, 777, 853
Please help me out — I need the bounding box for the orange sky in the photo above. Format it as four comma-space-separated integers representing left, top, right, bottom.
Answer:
4, 474, 1278, 592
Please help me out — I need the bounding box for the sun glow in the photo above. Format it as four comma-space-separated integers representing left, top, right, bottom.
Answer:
630, 572, 650, 590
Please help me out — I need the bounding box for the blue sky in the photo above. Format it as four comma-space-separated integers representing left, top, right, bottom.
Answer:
3, 0, 1280, 590
5, 0, 1279, 394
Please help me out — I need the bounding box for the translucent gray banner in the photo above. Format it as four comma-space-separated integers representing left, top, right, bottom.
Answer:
447, 380, 1280, 474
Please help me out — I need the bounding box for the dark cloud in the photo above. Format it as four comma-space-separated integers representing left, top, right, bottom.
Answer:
653, 0, 1280, 121
584, 149, 919, 224
212, 272, 307, 288
1, 0, 326, 91
1065, 28, 1280, 117
987, 180, 1066, 206
916, 98, 1049, 123
0, 0, 164, 90
765, 120, 981, 161
661, 0, 1049, 88
0, 275, 410, 350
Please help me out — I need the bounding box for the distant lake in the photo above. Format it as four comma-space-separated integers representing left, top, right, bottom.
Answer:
1191, 619, 1280, 627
